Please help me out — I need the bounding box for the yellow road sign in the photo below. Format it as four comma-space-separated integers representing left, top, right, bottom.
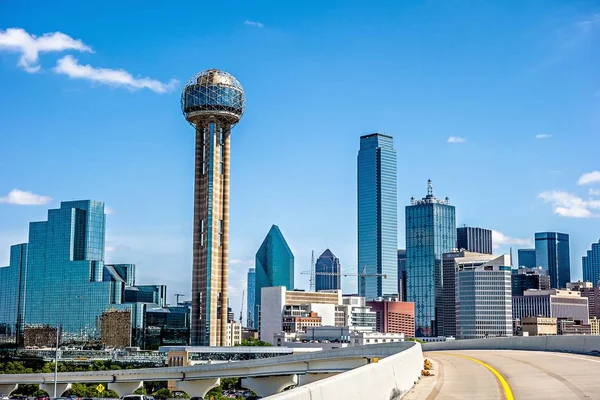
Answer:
96, 384, 105, 393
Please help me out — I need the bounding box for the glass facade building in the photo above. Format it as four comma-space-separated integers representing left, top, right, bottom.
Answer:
357, 133, 398, 299
582, 240, 600, 286
511, 267, 551, 296
315, 249, 341, 291
255, 225, 294, 329
517, 249, 537, 268
397, 250, 407, 302
535, 232, 570, 289
456, 227, 492, 254
406, 181, 456, 337
247, 267, 256, 329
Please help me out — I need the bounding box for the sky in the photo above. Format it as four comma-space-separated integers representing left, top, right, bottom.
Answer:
1, 1, 599, 323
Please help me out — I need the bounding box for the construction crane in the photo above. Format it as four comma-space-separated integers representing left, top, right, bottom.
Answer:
240, 290, 245, 325
301, 266, 387, 295
174, 293, 185, 305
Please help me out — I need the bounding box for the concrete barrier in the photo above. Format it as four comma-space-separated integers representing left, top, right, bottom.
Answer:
423, 336, 600, 355
264, 342, 424, 400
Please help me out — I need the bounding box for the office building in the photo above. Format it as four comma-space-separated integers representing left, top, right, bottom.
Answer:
181, 69, 246, 346
511, 267, 551, 296
518, 249, 537, 268
357, 133, 398, 299
336, 296, 377, 332
582, 240, 600, 286
397, 250, 407, 302
315, 249, 341, 291
512, 289, 589, 324
101, 309, 132, 348
456, 227, 492, 254
226, 321, 242, 346
255, 225, 295, 329
567, 281, 600, 320
366, 299, 415, 337
247, 268, 256, 328
557, 318, 592, 335
590, 317, 600, 335
143, 305, 191, 349
535, 232, 570, 289
521, 316, 557, 336
453, 254, 512, 339
349, 331, 405, 346
406, 180, 456, 337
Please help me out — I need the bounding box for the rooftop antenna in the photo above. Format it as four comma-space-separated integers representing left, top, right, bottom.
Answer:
310, 250, 315, 291
174, 293, 185, 305
427, 179, 433, 197
510, 247, 513, 267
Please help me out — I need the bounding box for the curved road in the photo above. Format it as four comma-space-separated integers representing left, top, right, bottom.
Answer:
405, 350, 600, 399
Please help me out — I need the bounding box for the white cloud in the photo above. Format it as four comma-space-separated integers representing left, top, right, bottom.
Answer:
492, 230, 533, 248
578, 171, 600, 186
0, 189, 51, 205
577, 13, 600, 32
54, 55, 178, 93
538, 190, 600, 218
104, 206, 115, 215
244, 20, 265, 28
447, 136, 466, 144
0, 28, 92, 72
589, 188, 600, 196
535, 134, 552, 139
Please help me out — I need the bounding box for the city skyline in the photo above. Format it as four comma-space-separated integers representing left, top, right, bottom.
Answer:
1, 1, 600, 323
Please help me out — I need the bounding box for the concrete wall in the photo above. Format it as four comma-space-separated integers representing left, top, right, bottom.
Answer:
261, 286, 286, 343
423, 336, 600, 355
264, 342, 424, 400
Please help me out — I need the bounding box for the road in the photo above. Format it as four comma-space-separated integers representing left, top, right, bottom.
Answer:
404, 350, 600, 399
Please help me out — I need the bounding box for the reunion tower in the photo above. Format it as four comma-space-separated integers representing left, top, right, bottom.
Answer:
181, 69, 246, 346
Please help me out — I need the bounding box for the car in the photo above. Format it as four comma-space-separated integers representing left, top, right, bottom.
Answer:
35, 396, 49, 400
122, 396, 148, 400
190, 397, 203, 400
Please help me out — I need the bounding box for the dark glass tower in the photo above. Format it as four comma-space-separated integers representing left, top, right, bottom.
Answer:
582, 240, 600, 286
535, 232, 570, 289
357, 133, 398, 299
406, 180, 456, 337
456, 227, 492, 254
315, 249, 341, 291
181, 69, 246, 346
247, 268, 256, 328
255, 225, 294, 329
397, 250, 407, 302
517, 249, 537, 268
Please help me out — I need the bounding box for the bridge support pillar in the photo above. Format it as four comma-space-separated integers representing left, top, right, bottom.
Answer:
297, 373, 337, 386
39, 383, 71, 396
175, 379, 220, 398
108, 381, 143, 397
0, 384, 18, 395
241, 375, 297, 397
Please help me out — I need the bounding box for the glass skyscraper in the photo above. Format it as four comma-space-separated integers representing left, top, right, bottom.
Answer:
456, 227, 492, 254
406, 180, 456, 337
582, 240, 600, 286
247, 267, 256, 328
535, 232, 570, 289
315, 249, 341, 291
517, 249, 537, 268
397, 250, 407, 302
357, 133, 398, 300
254, 225, 294, 329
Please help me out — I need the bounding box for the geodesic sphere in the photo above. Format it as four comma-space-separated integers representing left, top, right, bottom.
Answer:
181, 69, 246, 127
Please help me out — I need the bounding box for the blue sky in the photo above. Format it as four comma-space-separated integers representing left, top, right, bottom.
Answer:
1, 1, 599, 320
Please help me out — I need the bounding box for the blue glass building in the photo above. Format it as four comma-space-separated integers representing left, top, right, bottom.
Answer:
456, 227, 492, 254
582, 240, 600, 286
397, 249, 407, 302
535, 232, 570, 289
247, 267, 256, 328
357, 133, 398, 299
315, 249, 341, 291
255, 225, 294, 329
406, 180, 456, 337
517, 249, 537, 268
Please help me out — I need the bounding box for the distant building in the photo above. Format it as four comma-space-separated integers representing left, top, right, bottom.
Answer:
366, 299, 415, 337
247, 268, 256, 328
511, 267, 551, 296
590, 317, 600, 336
336, 296, 376, 332
567, 281, 600, 320
315, 249, 341, 291
456, 227, 492, 254
397, 250, 407, 302
349, 331, 404, 346
101, 309, 132, 348
124, 285, 167, 306
513, 289, 589, 324
521, 316, 557, 336
226, 321, 242, 346
517, 249, 537, 268
535, 232, 570, 289
557, 318, 592, 335
255, 225, 295, 329
143, 305, 190, 349
357, 133, 398, 299
23, 325, 60, 348
582, 240, 600, 286
406, 180, 456, 337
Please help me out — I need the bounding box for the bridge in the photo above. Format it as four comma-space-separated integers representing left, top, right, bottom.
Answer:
1, 337, 600, 399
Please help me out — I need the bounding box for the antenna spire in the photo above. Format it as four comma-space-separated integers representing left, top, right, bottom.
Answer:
427, 179, 433, 197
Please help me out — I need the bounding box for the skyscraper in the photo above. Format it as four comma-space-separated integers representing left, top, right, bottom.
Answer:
582, 240, 600, 286
517, 249, 537, 268
315, 249, 341, 291
357, 133, 398, 300
181, 70, 246, 346
535, 232, 571, 289
247, 268, 256, 328
511, 267, 551, 295
406, 180, 456, 337
255, 225, 294, 329
397, 250, 407, 302
456, 227, 492, 254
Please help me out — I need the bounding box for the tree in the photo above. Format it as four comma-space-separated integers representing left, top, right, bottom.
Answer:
221, 378, 240, 391
13, 384, 39, 396
237, 337, 271, 347
133, 387, 148, 395
153, 388, 173, 399
32, 390, 48, 397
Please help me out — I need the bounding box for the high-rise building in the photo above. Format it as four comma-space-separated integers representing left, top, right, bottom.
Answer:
535, 232, 571, 289
247, 268, 256, 328
406, 180, 456, 337
255, 225, 294, 329
397, 250, 407, 302
517, 249, 537, 268
456, 227, 492, 254
511, 267, 551, 296
181, 69, 246, 346
582, 240, 600, 286
315, 249, 341, 291
357, 133, 398, 299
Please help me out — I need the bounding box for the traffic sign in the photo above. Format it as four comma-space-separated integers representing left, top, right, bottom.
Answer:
97, 384, 105, 393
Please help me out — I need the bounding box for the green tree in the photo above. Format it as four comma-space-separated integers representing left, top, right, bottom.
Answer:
237, 337, 271, 347
153, 388, 173, 399
32, 389, 48, 397
133, 387, 148, 395
101, 389, 119, 398
13, 384, 39, 396
221, 378, 240, 391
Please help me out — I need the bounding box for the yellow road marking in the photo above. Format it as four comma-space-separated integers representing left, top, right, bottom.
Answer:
445, 353, 514, 400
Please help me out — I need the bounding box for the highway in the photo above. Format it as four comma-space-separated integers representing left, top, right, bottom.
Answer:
404, 350, 600, 400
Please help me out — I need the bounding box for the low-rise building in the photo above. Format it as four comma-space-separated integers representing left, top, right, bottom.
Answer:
336, 296, 376, 332
567, 281, 600, 321
349, 331, 404, 346
513, 289, 590, 325
590, 317, 600, 335
366, 299, 415, 337
226, 321, 242, 346
521, 316, 557, 336
557, 318, 592, 335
